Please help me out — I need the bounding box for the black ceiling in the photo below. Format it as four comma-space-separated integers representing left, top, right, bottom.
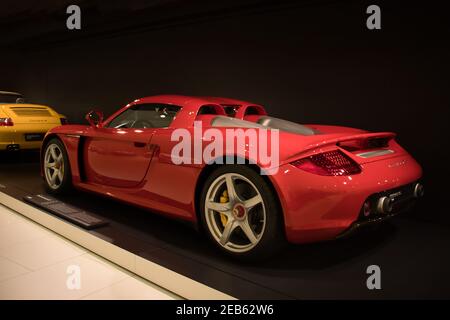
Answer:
1, 0, 348, 50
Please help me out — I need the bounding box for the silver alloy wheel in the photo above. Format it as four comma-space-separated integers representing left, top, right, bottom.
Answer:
44, 143, 65, 190
204, 173, 266, 253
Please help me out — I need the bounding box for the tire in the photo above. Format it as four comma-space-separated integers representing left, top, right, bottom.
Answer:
200, 165, 285, 260
42, 138, 72, 194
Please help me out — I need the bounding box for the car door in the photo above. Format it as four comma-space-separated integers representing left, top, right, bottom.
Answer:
83, 103, 180, 188
84, 126, 154, 188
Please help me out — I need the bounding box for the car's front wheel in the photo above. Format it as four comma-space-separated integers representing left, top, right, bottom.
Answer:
200, 165, 285, 260
43, 138, 72, 194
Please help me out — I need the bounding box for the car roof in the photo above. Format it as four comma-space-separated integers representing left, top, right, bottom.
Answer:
0, 91, 22, 96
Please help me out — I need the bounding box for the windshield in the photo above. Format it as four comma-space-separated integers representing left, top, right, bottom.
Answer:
107, 103, 181, 129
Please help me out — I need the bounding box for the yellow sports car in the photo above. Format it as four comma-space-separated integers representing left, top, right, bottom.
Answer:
0, 91, 67, 151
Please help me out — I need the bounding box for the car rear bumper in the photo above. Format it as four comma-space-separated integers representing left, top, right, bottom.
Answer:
0, 124, 57, 150
0, 141, 43, 150
270, 153, 423, 244
335, 181, 421, 239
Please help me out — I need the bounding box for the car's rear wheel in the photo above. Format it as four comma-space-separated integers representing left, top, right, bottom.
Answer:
200, 165, 284, 260
43, 138, 72, 194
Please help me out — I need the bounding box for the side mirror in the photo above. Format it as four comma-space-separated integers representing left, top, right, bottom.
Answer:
85, 110, 104, 128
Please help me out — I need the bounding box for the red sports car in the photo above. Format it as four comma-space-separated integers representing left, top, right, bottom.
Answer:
41, 95, 423, 259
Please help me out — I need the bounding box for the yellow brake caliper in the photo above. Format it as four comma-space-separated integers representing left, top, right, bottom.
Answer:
219, 190, 229, 227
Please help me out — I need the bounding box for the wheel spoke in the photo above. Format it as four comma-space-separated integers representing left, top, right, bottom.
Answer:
50, 147, 57, 161
50, 170, 58, 185
225, 174, 239, 202
243, 195, 263, 210
57, 169, 64, 182
206, 201, 232, 213
219, 219, 237, 245
240, 220, 258, 244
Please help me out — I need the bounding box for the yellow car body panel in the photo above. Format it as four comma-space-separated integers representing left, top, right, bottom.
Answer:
0, 104, 66, 150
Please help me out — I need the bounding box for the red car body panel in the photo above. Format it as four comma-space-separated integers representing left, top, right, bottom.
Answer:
41, 95, 422, 244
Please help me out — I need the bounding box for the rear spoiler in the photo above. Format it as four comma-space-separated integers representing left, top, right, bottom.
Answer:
303, 132, 396, 154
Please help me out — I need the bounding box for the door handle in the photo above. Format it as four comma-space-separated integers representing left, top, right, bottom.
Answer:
134, 142, 147, 148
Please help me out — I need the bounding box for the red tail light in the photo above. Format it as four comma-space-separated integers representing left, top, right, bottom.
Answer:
0, 118, 14, 126
291, 150, 361, 176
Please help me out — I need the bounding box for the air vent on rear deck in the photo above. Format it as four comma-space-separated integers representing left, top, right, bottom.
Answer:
11, 108, 51, 117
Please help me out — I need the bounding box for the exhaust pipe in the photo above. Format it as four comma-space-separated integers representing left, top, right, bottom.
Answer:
6, 144, 20, 152
413, 183, 424, 198
375, 183, 423, 215
377, 196, 393, 214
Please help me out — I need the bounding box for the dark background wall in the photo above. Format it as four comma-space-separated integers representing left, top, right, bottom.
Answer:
1, 0, 449, 220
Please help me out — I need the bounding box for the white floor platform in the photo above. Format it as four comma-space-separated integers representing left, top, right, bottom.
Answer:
0, 204, 180, 300
0, 190, 234, 300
